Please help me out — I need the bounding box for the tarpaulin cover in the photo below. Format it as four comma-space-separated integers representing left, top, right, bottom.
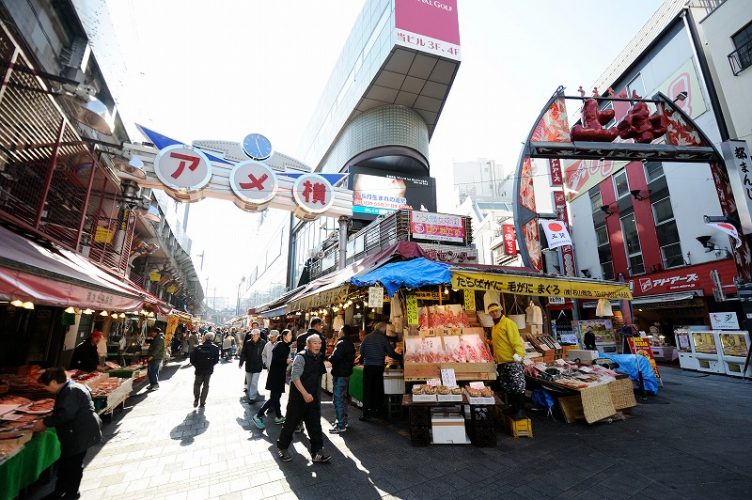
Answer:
599, 353, 659, 394
349, 257, 451, 296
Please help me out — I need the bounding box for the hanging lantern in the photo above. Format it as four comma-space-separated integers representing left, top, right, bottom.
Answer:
64, 306, 76, 314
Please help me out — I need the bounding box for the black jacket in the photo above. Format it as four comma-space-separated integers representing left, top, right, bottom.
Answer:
265, 341, 291, 393
290, 349, 326, 404
70, 339, 99, 372
329, 337, 356, 377
239, 338, 266, 373
296, 328, 319, 353
43, 381, 102, 457
190, 341, 220, 375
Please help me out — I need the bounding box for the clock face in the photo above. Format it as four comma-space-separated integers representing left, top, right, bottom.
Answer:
242, 133, 273, 160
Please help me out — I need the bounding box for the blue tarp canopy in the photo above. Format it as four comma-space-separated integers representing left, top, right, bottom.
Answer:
599, 353, 660, 394
349, 257, 451, 296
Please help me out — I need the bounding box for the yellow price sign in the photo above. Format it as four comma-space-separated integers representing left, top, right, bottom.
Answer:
464, 290, 476, 311
406, 294, 419, 326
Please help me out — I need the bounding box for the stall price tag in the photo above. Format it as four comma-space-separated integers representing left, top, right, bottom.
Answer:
463, 290, 476, 311
406, 294, 419, 325
368, 286, 384, 308
426, 378, 441, 386
469, 381, 485, 389
440, 368, 457, 388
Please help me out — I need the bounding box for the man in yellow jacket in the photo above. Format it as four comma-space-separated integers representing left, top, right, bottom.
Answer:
488, 303, 527, 420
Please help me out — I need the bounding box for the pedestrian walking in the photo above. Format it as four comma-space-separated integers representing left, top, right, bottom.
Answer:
262, 330, 280, 369
253, 329, 293, 428
487, 303, 526, 420
146, 327, 165, 390
276, 334, 331, 463
358, 321, 402, 421
296, 317, 324, 353
328, 325, 356, 433
190, 332, 220, 408
239, 328, 266, 402
32, 367, 102, 499
187, 329, 199, 357
222, 331, 236, 361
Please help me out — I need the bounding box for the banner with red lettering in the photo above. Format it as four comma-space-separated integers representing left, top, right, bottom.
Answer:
628, 337, 661, 381
502, 224, 517, 255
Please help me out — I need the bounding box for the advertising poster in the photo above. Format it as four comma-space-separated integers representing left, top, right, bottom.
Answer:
575, 319, 615, 345
628, 337, 661, 380
350, 167, 436, 218
502, 224, 517, 255
394, 0, 461, 60
410, 211, 464, 243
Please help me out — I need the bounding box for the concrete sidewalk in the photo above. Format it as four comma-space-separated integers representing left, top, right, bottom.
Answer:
33, 357, 752, 499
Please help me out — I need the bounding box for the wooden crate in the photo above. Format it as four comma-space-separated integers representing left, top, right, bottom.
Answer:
504, 415, 533, 438
403, 362, 496, 381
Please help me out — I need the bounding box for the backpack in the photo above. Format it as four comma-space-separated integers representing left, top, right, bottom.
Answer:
191, 344, 216, 370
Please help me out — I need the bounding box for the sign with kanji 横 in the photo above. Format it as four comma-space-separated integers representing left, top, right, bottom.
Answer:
230, 161, 278, 206
153, 145, 213, 192
292, 173, 335, 215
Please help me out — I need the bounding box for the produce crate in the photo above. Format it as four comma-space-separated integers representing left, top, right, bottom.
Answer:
608, 378, 636, 410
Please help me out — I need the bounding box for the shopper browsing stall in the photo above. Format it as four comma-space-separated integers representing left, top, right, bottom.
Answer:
487, 303, 526, 420
359, 321, 402, 422
239, 329, 266, 402
328, 325, 356, 433
32, 367, 102, 499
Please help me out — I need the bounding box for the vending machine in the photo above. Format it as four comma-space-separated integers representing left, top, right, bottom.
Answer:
717, 331, 752, 377
675, 327, 699, 371
690, 330, 725, 374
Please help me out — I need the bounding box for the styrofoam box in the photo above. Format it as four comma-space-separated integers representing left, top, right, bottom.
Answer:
437, 394, 463, 402
565, 349, 600, 364
383, 376, 405, 395
431, 415, 470, 444
412, 394, 437, 402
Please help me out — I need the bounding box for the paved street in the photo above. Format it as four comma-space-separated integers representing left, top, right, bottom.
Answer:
31, 360, 752, 500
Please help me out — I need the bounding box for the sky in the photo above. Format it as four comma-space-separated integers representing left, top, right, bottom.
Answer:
106, 0, 663, 299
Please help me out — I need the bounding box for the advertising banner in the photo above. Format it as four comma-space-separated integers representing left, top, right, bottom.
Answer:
549, 159, 563, 186
350, 168, 436, 218
709, 312, 740, 330
394, 0, 461, 60
721, 140, 752, 235
410, 211, 465, 243
630, 258, 736, 296
451, 270, 633, 300
502, 224, 517, 255
540, 220, 572, 250
628, 337, 661, 381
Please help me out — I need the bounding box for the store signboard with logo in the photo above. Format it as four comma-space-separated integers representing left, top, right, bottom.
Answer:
709, 312, 739, 330
630, 259, 737, 297
410, 211, 465, 243
394, 0, 461, 60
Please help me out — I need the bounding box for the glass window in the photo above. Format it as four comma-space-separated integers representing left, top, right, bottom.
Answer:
614, 170, 630, 199
601, 261, 614, 281
653, 197, 674, 224
596, 225, 609, 246
589, 188, 602, 212
653, 196, 682, 269
661, 243, 684, 269
645, 162, 664, 182
732, 22, 752, 73
621, 215, 644, 275
627, 74, 646, 99
629, 255, 645, 276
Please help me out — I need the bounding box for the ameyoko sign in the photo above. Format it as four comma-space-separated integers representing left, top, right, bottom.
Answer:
230, 161, 278, 208
630, 259, 737, 297
410, 211, 464, 243
394, 0, 460, 60
292, 174, 335, 215
153, 145, 213, 193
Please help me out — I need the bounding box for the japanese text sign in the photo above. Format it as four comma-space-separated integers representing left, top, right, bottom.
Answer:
292, 173, 335, 215
463, 290, 476, 312
368, 286, 384, 308
451, 270, 632, 300
153, 145, 213, 192
540, 220, 572, 250
406, 294, 419, 325
394, 0, 460, 60
502, 224, 517, 255
549, 159, 563, 186
721, 140, 752, 235
628, 337, 661, 380
230, 161, 278, 204
709, 312, 740, 330
440, 368, 457, 388
410, 211, 465, 243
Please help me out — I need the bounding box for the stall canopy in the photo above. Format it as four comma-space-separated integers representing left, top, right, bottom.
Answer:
0, 225, 145, 310
350, 257, 451, 297
451, 267, 633, 300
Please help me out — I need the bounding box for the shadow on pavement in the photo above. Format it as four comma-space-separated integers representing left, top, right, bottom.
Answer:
169, 408, 209, 446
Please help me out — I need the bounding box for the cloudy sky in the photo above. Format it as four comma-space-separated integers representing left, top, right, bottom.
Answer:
107, 0, 663, 299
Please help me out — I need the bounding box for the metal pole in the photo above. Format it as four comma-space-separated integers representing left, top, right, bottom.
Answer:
35, 118, 65, 228
338, 216, 349, 270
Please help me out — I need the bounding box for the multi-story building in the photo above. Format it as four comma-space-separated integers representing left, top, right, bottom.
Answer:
565, 0, 751, 337
453, 159, 509, 204
244, 0, 462, 309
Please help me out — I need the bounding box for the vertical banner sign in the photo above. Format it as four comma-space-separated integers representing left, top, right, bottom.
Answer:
540, 220, 573, 249
553, 190, 569, 224
721, 140, 752, 235
502, 224, 517, 255
368, 286, 384, 308
463, 290, 476, 312
406, 294, 419, 325
628, 337, 661, 381
549, 159, 563, 186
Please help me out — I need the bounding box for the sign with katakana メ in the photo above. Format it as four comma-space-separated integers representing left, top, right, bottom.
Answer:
229, 161, 278, 205
292, 173, 335, 215
540, 220, 572, 250
153, 144, 213, 192
721, 140, 752, 235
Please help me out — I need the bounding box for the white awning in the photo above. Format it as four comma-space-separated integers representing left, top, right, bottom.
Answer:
631, 292, 698, 305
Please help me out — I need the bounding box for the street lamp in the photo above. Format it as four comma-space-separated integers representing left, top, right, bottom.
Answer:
236, 276, 246, 316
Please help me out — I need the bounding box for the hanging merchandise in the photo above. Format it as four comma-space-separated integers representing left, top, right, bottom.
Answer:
526, 299, 543, 325
332, 312, 345, 332
390, 292, 404, 333
483, 290, 501, 313
509, 296, 526, 330
596, 298, 614, 317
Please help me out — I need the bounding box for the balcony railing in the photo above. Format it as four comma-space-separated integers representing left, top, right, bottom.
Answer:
729, 38, 752, 76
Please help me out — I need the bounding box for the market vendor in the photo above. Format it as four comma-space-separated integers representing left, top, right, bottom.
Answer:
487, 303, 526, 420
70, 330, 103, 372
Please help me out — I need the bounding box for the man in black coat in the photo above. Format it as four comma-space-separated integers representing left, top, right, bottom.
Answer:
328, 325, 356, 433
70, 331, 103, 372
190, 332, 221, 408
239, 329, 266, 402
33, 367, 102, 499
296, 317, 324, 353
254, 329, 293, 429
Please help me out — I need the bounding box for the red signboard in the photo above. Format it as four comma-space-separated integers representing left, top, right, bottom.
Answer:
629, 258, 737, 296
395, 0, 460, 59
549, 159, 563, 186
553, 190, 569, 224
628, 337, 661, 380
502, 224, 517, 255
410, 211, 465, 243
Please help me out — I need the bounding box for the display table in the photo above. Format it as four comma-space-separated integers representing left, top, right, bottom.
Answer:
0, 429, 60, 500
650, 346, 678, 362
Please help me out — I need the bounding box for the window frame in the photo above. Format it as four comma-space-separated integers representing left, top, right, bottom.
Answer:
652, 196, 683, 269
620, 214, 645, 276
613, 170, 630, 199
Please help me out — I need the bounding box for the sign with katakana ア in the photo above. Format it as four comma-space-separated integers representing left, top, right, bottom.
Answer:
292, 173, 335, 215
153, 144, 213, 192
540, 220, 572, 250
229, 161, 278, 205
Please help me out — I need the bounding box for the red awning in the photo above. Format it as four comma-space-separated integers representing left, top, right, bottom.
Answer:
0, 225, 145, 310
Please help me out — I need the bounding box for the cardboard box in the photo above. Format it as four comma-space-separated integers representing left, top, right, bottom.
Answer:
431, 415, 470, 444
566, 350, 600, 364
